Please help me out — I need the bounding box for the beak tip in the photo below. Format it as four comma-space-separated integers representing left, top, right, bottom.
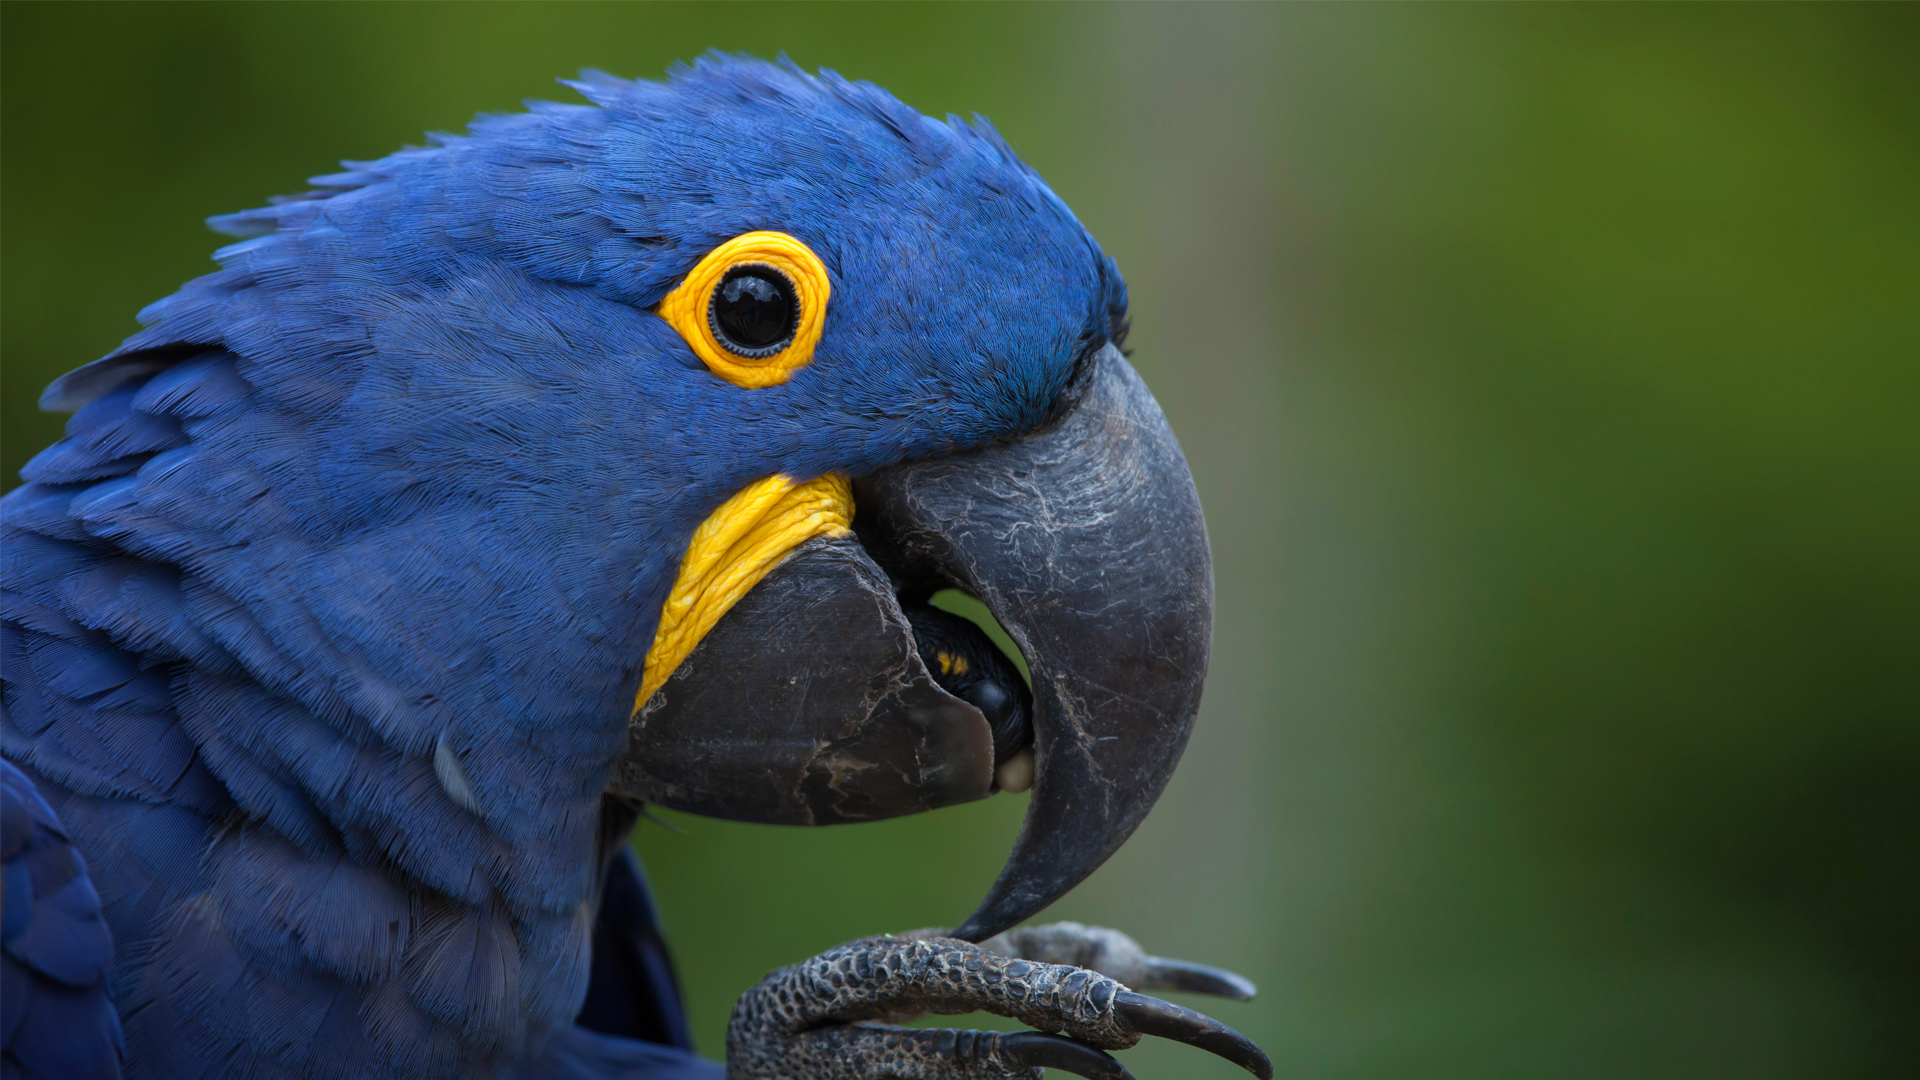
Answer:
950, 904, 1019, 944
888, 345, 1210, 945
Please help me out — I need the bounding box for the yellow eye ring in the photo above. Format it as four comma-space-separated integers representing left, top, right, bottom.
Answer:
656, 231, 831, 389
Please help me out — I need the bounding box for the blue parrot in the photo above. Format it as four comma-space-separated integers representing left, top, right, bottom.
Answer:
1, 56, 1267, 1080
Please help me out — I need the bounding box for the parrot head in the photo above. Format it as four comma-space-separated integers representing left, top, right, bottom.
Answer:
41, 56, 1209, 943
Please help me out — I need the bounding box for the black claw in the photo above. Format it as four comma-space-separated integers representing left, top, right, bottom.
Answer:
1114, 990, 1273, 1080
998, 1032, 1135, 1080
1141, 957, 1259, 1002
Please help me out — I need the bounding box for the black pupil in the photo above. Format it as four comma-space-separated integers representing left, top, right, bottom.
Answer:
712, 266, 797, 354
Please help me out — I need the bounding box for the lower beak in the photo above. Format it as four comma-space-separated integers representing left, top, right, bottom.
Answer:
609, 345, 1212, 942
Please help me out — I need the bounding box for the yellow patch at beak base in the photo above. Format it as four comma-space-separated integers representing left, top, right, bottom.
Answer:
636, 473, 853, 712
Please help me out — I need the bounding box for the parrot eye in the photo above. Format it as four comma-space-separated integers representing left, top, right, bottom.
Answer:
655, 231, 831, 389
709, 265, 799, 358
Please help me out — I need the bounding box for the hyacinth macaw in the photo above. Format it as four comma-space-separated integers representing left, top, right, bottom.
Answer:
0, 56, 1269, 1080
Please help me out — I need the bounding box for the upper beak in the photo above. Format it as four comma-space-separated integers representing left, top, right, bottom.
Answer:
609, 344, 1212, 942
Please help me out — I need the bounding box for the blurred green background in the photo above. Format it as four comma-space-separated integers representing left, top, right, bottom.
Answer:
5, 3, 1916, 1077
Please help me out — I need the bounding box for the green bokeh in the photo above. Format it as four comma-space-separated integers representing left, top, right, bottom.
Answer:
4, 4, 1915, 1077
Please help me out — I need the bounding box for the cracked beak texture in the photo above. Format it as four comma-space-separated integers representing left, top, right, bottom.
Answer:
611, 346, 1212, 941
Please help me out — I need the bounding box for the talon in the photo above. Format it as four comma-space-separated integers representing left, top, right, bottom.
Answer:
1114, 990, 1273, 1080
998, 1032, 1135, 1080
1140, 957, 1258, 1002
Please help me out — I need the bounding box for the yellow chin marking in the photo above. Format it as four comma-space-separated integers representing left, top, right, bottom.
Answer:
636, 473, 853, 712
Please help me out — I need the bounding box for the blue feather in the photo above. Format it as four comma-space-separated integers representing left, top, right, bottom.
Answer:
130, 351, 253, 418
1, 759, 125, 1080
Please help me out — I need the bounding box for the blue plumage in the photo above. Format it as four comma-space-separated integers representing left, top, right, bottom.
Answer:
2, 54, 1124, 1078
2, 758, 126, 1080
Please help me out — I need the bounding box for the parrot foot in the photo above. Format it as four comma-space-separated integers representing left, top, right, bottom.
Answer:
725, 932, 1270, 1080
972, 921, 1258, 1002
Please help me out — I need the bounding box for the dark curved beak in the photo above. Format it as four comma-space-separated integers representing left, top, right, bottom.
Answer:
610, 345, 1212, 942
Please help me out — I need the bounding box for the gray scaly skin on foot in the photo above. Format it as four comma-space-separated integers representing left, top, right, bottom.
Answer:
727, 927, 1270, 1080
976, 923, 1258, 1003
728, 936, 1133, 1079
